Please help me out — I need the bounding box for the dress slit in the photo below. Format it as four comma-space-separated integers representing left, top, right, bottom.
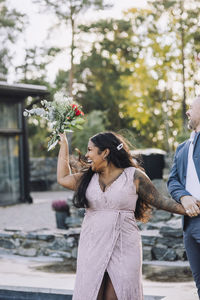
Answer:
106, 269, 120, 299
95, 271, 119, 300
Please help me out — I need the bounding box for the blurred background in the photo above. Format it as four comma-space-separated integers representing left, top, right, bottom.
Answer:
0, 0, 200, 204
2, 0, 200, 154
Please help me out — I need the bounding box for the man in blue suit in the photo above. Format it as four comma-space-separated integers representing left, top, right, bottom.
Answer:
168, 96, 200, 298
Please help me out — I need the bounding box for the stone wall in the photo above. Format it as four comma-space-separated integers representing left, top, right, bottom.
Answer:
0, 215, 186, 272
0, 228, 80, 272
30, 158, 61, 191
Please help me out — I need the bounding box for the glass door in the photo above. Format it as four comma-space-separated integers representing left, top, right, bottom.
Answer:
0, 100, 22, 205
0, 135, 20, 204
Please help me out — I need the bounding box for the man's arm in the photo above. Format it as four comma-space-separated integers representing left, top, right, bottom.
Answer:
167, 147, 200, 217
167, 147, 191, 203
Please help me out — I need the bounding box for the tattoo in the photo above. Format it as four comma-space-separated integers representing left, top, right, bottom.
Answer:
134, 169, 186, 215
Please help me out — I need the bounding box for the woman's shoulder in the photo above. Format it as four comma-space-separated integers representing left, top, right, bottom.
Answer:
124, 166, 136, 177
125, 166, 148, 180
124, 166, 136, 172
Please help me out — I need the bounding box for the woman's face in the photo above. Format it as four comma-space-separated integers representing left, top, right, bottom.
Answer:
85, 140, 106, 172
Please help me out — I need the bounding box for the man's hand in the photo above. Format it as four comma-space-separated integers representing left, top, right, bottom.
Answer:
180, 196, 200, 217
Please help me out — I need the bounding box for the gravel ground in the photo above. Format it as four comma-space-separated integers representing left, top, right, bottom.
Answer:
0, 191, 74, 231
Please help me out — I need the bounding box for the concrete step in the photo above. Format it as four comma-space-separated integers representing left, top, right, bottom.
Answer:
0, 286, 164, 300
143, 260, 192, 282
0, 286, 72, 300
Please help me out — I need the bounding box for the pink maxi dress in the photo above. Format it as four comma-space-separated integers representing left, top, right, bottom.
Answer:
72, 167, 143, 300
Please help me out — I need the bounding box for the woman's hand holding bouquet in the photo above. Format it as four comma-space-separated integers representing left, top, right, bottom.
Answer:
23, 92, 85, 151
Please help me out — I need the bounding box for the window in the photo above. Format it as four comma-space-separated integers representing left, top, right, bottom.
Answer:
0, 135, 20, 204
0, 102, 21, 129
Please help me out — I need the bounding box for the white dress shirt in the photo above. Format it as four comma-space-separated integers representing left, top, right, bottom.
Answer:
186, 131, 200, 200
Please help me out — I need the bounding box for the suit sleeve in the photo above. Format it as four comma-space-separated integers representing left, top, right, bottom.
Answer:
167, 147, 191, 203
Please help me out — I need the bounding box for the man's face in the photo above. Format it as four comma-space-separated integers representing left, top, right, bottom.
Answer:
186, 97, 200, 131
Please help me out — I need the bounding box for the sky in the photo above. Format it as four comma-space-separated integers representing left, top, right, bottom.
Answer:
8, 0, 148, 83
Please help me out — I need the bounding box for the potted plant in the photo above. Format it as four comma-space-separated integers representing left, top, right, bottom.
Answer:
51, 200, 71, 229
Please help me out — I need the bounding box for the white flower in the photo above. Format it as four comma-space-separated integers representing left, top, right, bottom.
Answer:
54, 91, 73, 105
54, 91, 64, 103
64, 96, 73, 104
23, 111, 28, 117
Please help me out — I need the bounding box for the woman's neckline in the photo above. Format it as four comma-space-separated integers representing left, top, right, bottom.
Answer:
97, 169, 125, 193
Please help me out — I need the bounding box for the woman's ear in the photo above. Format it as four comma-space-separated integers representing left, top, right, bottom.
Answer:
103, 148, 110, 159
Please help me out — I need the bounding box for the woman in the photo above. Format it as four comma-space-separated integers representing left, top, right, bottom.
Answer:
57, 131, 189, 300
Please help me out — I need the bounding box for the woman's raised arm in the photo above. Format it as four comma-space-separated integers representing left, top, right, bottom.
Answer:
57, 133, 82, 190
134, 169, 187, 215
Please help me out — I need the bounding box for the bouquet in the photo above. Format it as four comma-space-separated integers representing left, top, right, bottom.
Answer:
23, 92, 85, 151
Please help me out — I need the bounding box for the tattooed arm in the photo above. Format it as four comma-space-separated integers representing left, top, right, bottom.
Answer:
134, 169, 187, 215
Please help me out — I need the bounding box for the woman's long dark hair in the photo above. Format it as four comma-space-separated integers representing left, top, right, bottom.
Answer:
73, 131, 151, 222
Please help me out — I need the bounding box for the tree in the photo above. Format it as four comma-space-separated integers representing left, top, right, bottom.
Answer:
33, 0, 112, 97
74, 18, 141, 130
16, 46, 61, 85
0, 0, 26, 77
72, 110, 110, 153
148, 0, 200, 129
53, 4, 199, 151
123, 4, 200, 150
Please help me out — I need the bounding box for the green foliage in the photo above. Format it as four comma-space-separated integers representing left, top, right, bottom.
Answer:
0, 0, 26, 76
27, 117, 59, 158
10, 1, 199, 156
72, 110, 109, 154
33, 0, 112, 95
74, 18, 140, 130
16, 46, 61, 84
148, 0, 200, 126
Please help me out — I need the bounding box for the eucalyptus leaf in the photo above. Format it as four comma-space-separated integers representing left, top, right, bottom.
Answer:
48, 139, 59, 151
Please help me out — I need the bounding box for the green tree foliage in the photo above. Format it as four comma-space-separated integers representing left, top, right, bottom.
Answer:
119, 3, 200, 150
148, 0, 200, 128
74, 18, 141, 131
33, 0, 112, 96
21, 1, 200, 155
115, 8, 180, 150
0, 0, 26, 77
16, 46, 61, 86
72, 110, 110, 153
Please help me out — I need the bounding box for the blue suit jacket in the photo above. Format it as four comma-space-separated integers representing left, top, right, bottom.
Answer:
167, 132, 200, 228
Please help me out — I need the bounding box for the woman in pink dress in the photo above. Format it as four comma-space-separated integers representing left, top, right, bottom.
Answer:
57, 131, 188, 300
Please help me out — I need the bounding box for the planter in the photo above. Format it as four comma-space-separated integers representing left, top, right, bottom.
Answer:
55, 211, 70, 229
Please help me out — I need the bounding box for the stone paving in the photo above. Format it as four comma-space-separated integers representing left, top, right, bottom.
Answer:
0, 191, 73, 231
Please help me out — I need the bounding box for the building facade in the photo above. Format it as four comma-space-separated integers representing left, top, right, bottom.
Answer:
0, 81, 48, 205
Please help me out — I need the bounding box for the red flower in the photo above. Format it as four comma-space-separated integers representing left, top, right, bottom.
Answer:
71, 104, 78, 111
71, 103, 84, 116
75, 109, 81, 116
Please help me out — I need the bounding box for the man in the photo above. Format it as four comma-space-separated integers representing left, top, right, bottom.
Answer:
168, 96, 200, 298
